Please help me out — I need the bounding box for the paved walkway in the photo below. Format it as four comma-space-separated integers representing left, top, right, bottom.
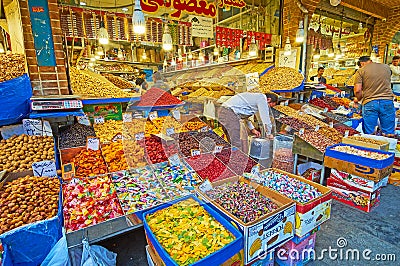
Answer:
97, 185, 400, 266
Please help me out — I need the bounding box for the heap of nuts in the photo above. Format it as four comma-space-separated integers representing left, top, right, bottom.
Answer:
278, 117, 313, 131
0, 135, 55, 173
346, 136, 388, 146
260, 67, 304, 92
59, 123, 96, 149
71, 149, 108, 178
296, 130, 336, 152
69, 67, 132, 98
0, 54, 25, 82
93, 120, 123, 143
172, 132, 201, 157
102, 74, 133, 89
331, 145, 391, 160
0, 176, 59, 234
317, 127, 343, 143
273, 105, 298, 116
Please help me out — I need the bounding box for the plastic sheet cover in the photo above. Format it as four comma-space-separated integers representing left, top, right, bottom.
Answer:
0, 74, 32, 126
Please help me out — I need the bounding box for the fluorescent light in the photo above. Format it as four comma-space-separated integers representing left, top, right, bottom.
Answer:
98, 21, 109, 45
122, 7, 129, 12
132, 0, 145, 34
80, 2, 86, 6
162, 24, 173, 51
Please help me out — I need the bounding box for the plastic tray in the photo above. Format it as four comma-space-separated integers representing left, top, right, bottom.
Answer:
325, 143, 395, 169
143, 195, 243, 266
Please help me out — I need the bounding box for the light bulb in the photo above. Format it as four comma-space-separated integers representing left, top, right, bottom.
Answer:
97, 47, 104, 56
188, 51, 193, 60
295, 21, 305, 43
98, 21, 109, 45
142, 50, 147, 59
284, 36, 291, 55
162, 24, 173, 51
213, 46, 219, 56
132, 0, 146, 35
117, 49, 123, 58
95, 54, 100, 60
358, 22, 363, 30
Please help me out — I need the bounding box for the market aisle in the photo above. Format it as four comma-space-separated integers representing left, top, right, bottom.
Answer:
97, 185, 400, 266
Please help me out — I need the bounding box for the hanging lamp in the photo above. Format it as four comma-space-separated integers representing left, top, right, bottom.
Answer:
295, 20, 305, 43
142, 49, 147, 60
313, 48, 321, 60
284, 37, 291, 56
249, 36, 258, 57
98, 20, 109, 45
162, 24, 173, 51
97, 46, 104, 56
132, 0, 145, 34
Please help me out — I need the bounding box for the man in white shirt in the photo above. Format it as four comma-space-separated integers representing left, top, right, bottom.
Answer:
218, 92, 277, 151
390, 56, 400, 82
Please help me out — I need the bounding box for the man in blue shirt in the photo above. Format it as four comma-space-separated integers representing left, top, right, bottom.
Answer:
218, 92, 277, 151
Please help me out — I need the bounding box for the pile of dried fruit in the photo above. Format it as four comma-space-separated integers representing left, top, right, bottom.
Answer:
296, 130, 336, 152
70, 149, 108, 178
93, 120, 123, 143
0, 176, 59, 234
146, 198, 235, 265
0, 54, 25, 82
260, 67, 304, 91
102, 74, 133, 89
346, 136, 388, 146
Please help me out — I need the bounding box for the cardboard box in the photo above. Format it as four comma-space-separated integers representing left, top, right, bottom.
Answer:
257, 169, 332, 238
143, 195, 244, 266
291, 226, 320, 245
196, 176, 296, 265
330, 169, 388, 193
342, 136, 389, 151
83, 103, 122, 122
275, 233, 316, 266
324, 144, 394, 182
327, 179, 381, 212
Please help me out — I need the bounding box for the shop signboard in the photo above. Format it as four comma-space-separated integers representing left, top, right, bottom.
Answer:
188, 15, 214, 38
141, 0, 217, 19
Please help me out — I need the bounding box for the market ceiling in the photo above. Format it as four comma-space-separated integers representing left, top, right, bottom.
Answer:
339, 0, 398, 19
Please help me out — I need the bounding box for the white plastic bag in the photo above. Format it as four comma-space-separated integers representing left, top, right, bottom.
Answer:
203, 100, 216, 119
80, 239, 117, 266
41, 234, 70, 266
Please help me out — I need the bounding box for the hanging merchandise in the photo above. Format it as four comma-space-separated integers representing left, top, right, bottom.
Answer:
216, 26, 243, 48
132, 0, 146, 34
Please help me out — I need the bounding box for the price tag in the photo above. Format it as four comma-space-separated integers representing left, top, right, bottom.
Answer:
329, 122, 334, 128
315, 125, 320, 131
22, 119, 52, 136
168, 154, 181, 166
191, 149, 201, 156
251, 164, 260, 175
334, 93, 339, 97
86, 137, 100, 151
32, 160, 57, 177
200, 126, 208, 132
135, 132, 145, 141
62, 163, 75, 181
77, 115, 91, 126
280, 102, 285, 106
123, 112, 133, 122
149, 111, 158, 121
324, 108, 328, 113
199, 180, 213, 193
322, 92, 326, 97
166, 127, 175, 136
245, 72, 259, 91
284, 100, 289, 106
312, 95, 317, 99
299, 128, 305, 135
213, 145, 223, 153
344, 130, 350, 137
172, 110, 181, 121
94, 116, 105, 124
299, 111, 304, 116
112, 133, 123, 142
341, 91, 346, 97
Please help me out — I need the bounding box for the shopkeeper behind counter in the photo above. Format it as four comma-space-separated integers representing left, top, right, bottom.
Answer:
218, 92, 277, 152
310, 67, 327, 84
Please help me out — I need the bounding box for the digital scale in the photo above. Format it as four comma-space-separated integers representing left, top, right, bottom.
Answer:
30, 95, 83, 111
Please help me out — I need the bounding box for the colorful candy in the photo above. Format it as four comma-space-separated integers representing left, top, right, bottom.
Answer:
259, 170, 322, 203
206, 181, 279, 223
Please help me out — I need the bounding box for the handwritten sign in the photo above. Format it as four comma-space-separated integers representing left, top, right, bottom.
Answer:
251, 164, 260, 175
299, 128, 305, 135
200, 126, 208, 132
324, 108, 328, 113
148, 111, 158, 121
86, 137, 100, 151
135, 132, 145, 141
213, 145, 223, 153
94, 116, 105, 124
168, 154, 181, 166
284, 100, 289, 106
188, 15, 214, 38
278, 49, 298, 69
123, 112, 133, 122
312, 95, 317, 99
172, 110, 181, 121
315, 125, 320, 131
199, 180, 213, 193
32, 160, 57, 177
141, 0, 217, 19
77, 116, 91, 126
341, 91, 346, 97
22, 119, 52, 136
191, 149, 201, 156
345, 130, 349, 137
112, 133, 123, 142
245, 72, 259, 91
329, 122, 334, 128
166, 127, 175, 136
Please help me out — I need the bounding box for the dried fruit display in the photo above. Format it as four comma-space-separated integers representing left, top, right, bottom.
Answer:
63, 176, 123, 232
181, 119, 208, 131
93, 120, 123, 143
145, 136, 169, 164
172, 132, 202, 157
317, 127, 343, 143
272, 148, 294, 173
0, 54, 25, 82
322, 112, 350, 124
309, 98, 336, 111
122, 139, 147, 168
332, 97, 352, 108
185, 154, 235, 182
296, 130, 336, 153
101, 140, 129, 172
331, 145, 391, 160
146, 198, 235, 266
151, 116, 183, 135
70, 67, 132, 98
333, 124, 359, 136
346, 136, 388, 146
346, 74, 356, 86
59, 123, 96, 149
278, 117, 313, 131
215, 149, 258, 174
70, 149, 108, 178
0, 176, 59, 235
137, 88, 182, 106
123, 119, 147, 139
194, 131, 230, 152
260, 67, 304, 91
102, 74, 134, 89
0, 135, 55, 173
273, 105, 298, 116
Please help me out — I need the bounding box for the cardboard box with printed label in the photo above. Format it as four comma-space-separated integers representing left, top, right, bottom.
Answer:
275, 233, 317, 266
256, 169, 332, 238
324, 144, 394, 182
329, 169, 388, 193
196, 176, 296, 265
